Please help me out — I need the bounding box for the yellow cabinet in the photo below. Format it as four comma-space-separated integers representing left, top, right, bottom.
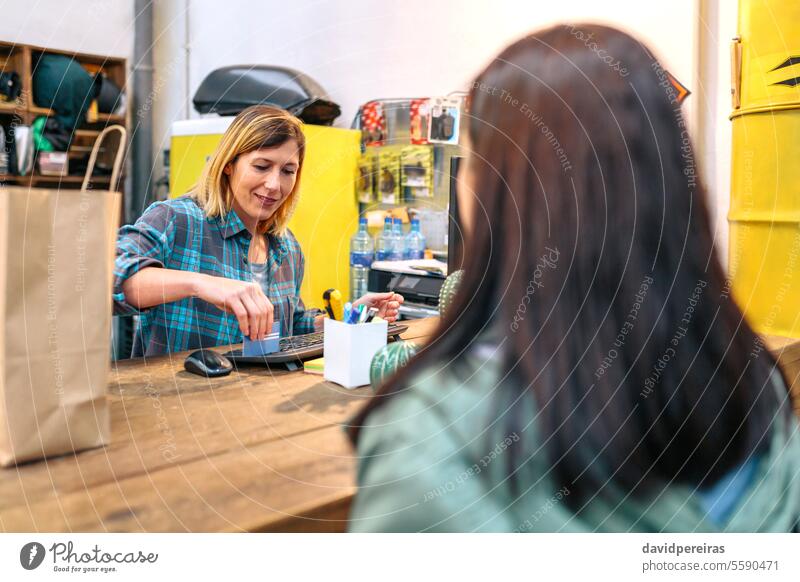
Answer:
170, 118, 360, 310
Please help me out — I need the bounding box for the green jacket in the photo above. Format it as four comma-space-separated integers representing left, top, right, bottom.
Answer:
349, 343, 800, 532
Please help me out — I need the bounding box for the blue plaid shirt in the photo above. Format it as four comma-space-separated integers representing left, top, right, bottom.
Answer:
114, 195, 320, 358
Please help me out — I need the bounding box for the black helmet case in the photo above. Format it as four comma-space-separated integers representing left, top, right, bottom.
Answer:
193, 65, 341, 126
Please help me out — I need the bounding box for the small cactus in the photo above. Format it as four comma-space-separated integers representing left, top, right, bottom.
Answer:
438, 269, 464, 317
369, 340, 419, 390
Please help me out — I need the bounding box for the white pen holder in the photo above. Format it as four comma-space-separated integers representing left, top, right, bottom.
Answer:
323, 318, 388, 389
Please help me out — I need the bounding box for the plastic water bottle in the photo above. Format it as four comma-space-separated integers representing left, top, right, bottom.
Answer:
390, 218, 405, 260
350, 218, 374, 267
350, 218, 373, 301
375, 217, 393, 261
404, 218, 426, 259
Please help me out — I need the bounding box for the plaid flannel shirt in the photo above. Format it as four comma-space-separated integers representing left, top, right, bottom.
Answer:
114, 195, 320, 358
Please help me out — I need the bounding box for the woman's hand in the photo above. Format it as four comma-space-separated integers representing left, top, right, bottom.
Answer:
353, 292, 404, 322
193, 274, 274, 340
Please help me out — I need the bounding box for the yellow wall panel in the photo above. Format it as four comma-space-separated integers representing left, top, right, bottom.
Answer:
170, 122, 360, 312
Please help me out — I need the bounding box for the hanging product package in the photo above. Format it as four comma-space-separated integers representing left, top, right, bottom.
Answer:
400, 145, 433, 198
0, 125, 125, 467
357, 148, 377, 204
360, 101, 386, 146
409, 98, 429, 145
378, 147, 400, 204
427, 96, 461, 145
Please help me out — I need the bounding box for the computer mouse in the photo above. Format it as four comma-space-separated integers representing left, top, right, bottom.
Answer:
184, 349, 233, 377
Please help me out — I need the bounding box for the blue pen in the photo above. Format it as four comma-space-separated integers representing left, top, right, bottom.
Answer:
343, 302, 352, 324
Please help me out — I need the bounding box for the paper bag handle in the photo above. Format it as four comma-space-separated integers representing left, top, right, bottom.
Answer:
82, 124, 127, 193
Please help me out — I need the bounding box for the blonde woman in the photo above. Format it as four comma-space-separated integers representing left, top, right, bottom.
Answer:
114, 105, 402, 357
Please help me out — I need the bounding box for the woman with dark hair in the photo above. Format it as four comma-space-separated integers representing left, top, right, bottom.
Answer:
347, 25, 800, 532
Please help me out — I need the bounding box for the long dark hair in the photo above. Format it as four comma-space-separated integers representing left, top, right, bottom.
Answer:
349, 25, 791, 506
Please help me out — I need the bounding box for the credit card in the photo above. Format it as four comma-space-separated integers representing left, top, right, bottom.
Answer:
242, 321, 281, 356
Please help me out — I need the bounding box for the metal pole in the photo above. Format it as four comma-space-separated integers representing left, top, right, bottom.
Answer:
131, 0, 154, 220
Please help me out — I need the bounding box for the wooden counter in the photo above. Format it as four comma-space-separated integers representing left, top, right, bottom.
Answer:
764, 334, 800, 415
0, 318, 437, 532
2, 318, 797, 532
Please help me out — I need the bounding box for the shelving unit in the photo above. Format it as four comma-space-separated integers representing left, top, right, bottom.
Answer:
0, 40, 128, 190
0, 174, 112, 185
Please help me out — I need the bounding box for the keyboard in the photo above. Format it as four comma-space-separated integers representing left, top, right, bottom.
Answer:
222, 322, 408, 370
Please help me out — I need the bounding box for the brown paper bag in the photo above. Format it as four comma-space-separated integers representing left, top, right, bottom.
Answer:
0, 125, 125, 466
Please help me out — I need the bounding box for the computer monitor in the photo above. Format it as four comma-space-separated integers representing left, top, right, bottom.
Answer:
448, 155, 465, 274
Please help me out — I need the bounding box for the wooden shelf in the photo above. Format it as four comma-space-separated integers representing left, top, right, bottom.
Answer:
40, 175, 111, 183
28, 105, 54, 116
0, 40, 127, 191
74, 129, 100, 138
29, 106, 125, 125
0, 174, 111, 185
96, 113, 125, 123
31, 45, 123, 67
0, 100, 25, 114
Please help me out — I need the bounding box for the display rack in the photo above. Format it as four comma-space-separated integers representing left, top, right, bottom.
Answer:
0, 40, 128, 190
